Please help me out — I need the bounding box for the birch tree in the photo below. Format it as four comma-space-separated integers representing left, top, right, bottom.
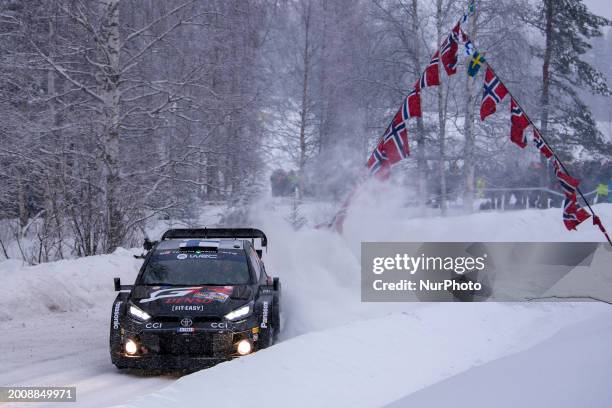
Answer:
0, 0, 272, 260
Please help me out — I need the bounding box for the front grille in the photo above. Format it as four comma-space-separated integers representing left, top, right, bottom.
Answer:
162, 333, 213, 356
141, 331, 233, 357
154, 316, 223, 323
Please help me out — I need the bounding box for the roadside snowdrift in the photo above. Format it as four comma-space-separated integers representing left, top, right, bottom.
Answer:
386, 313, 612, 407
112, 303, 612, 408
0, 249, 141, 322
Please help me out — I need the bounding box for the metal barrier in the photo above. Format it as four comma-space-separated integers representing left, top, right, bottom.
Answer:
475, 187, 599, 211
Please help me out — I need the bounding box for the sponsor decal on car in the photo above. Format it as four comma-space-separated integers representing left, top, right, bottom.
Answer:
139, 287, 203, 303
192, 287, 231, 302
139, 286, 233, 304
166, 297, 213, 305
171, 305, 205, 312
177, 327, 195, 333
260, 301, 269, 329
112, 301, 122, 330
176, 253, 188, 260
145, 322, 162, 329
186, 253, 217, 259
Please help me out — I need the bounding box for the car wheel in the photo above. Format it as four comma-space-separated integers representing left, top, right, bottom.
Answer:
272, 300, 281, 337
109, 301, 126, 368
258, 323, 275, 349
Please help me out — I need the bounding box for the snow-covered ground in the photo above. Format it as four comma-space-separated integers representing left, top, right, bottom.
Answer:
112, 304, 612, 408
1, 199, 611, 407
386, 312, 612, 407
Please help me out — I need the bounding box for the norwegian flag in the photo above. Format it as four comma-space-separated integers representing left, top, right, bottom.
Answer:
440, 24, 460, 76
366, 104, 411, 180
455, 23, 469, 43
510, 98, 529, 148
401, 89, 422, 120
563, 198, 591, 231
381, 114, 409, 164
416, 51, 441, 90
440, 34, 458, 76
554, 162, 580, 198
366, 142, 389, 178
480, 67, 508, 121
533, 129, 554, 159
554, 157, 590, 230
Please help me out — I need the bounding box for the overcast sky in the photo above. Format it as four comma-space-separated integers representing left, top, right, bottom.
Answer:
583, 0, 612, 21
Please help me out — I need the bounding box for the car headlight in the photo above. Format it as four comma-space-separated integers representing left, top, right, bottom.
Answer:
225, 302, 252, 321
129, 304, 151, 321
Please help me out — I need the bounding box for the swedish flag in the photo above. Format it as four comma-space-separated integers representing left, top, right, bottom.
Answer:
467, 51, 485, 77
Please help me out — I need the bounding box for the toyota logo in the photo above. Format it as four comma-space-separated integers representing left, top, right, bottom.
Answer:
180, 318, 193, 327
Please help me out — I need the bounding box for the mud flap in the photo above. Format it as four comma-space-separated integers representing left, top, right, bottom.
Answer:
109, 298, 126, 368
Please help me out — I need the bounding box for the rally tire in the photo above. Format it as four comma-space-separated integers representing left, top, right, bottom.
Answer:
109, 328, 127, 369
258, 323, 275, 350
272, 299, 281, 337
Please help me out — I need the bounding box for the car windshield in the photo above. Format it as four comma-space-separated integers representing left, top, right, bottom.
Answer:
139, 248, 251, 285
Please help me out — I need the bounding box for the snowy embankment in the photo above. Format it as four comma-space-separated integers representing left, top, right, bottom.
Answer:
1, 201, 611, 407
112, 304, 612, 408
0, 249, 141, 323
386, 313, 612, 407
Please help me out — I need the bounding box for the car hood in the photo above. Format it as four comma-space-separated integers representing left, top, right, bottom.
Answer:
130, 285, 253, 316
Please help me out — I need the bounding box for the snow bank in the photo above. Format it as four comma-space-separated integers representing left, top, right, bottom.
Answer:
386, 313, 612, 407
0, 248, 141, 322
111, 303, 612, 408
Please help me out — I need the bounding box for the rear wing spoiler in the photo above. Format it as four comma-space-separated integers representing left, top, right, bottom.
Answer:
160, 228, 268, 248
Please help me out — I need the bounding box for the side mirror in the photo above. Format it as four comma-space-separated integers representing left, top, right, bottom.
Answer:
273, 277, 280, 292
256, 249, 263, 259
114, 277, 121, 292
143, 238, 155, 251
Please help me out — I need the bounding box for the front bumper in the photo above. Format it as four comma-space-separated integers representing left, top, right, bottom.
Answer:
113, 320, 260, 369
116, 351, 236, 369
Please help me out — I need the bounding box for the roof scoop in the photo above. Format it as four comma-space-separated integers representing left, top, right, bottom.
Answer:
179, 240, 219, 252
161, 228, 268, 248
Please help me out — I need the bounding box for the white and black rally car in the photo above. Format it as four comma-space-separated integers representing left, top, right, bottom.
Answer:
110, 228, 281, 370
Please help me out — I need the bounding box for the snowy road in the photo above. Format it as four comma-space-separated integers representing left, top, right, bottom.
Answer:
0, 311, 176, 408
0, 249, 181, 408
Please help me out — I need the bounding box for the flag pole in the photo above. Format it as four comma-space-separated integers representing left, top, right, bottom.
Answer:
483, 64, 612, 247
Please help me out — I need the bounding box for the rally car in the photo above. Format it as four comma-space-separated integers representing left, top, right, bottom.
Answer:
109, 228, 281, 370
